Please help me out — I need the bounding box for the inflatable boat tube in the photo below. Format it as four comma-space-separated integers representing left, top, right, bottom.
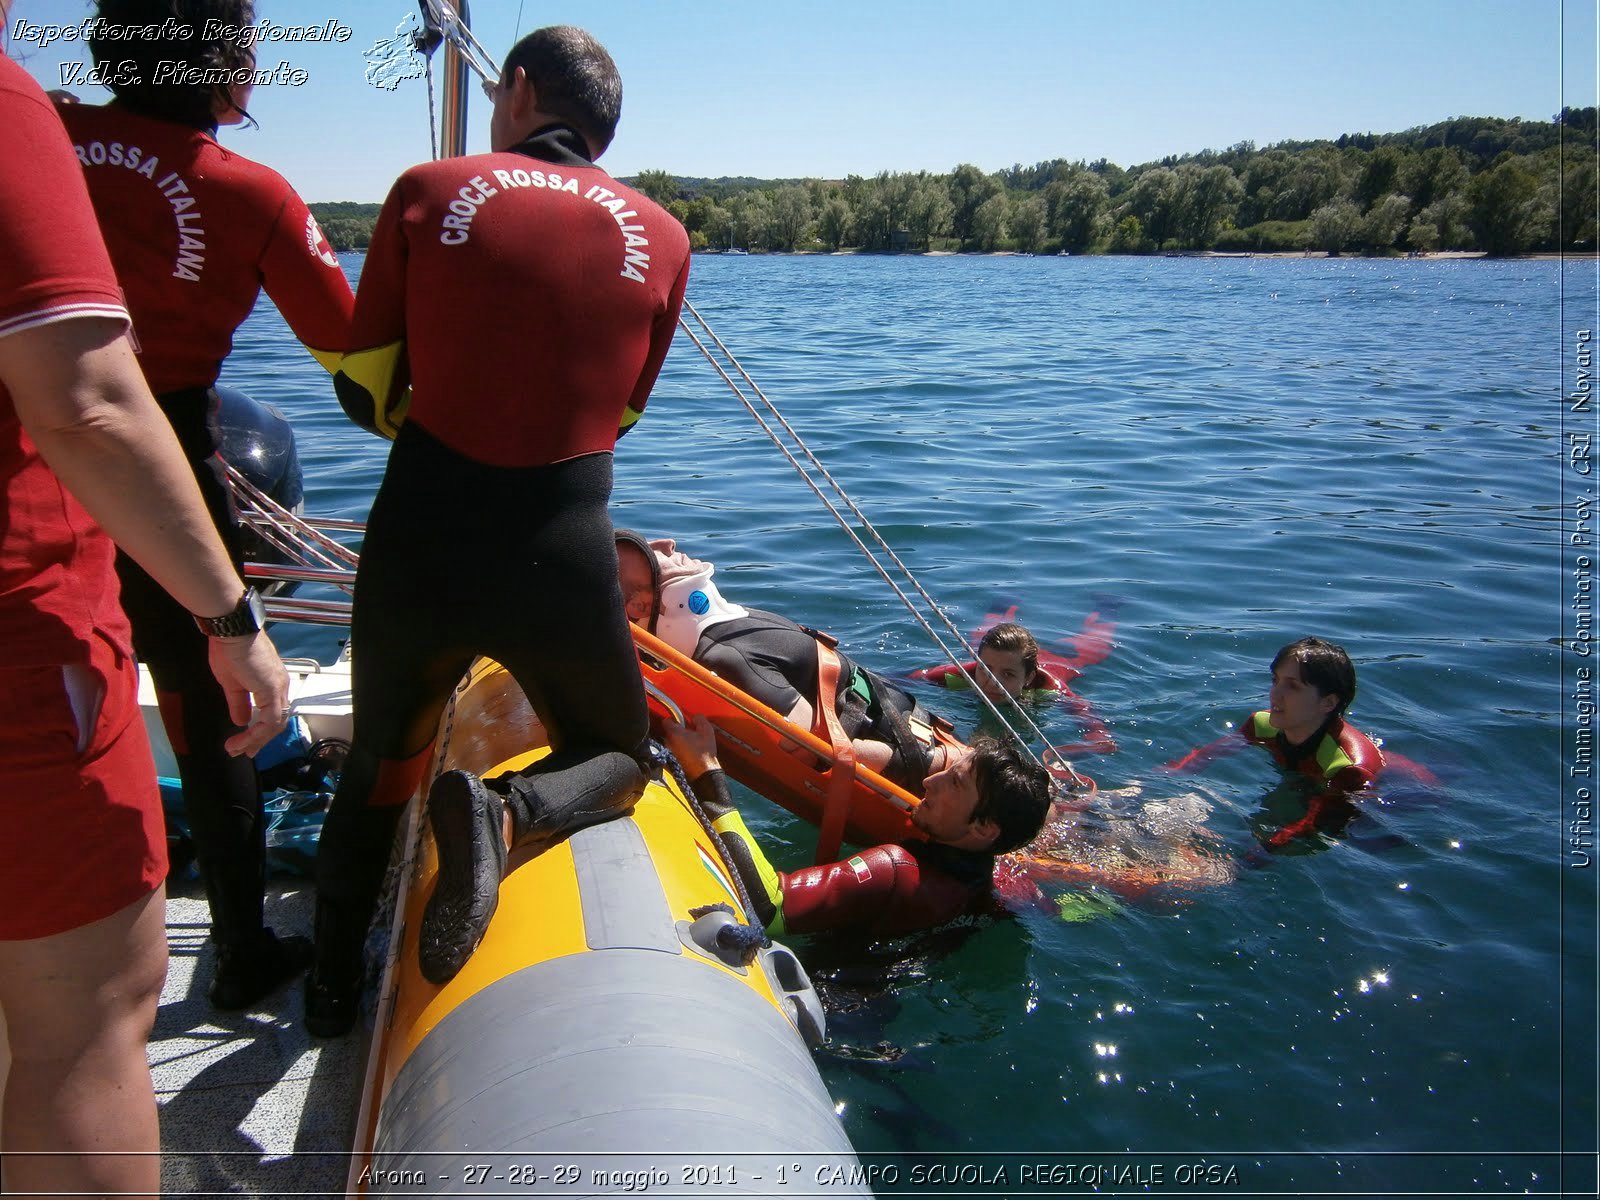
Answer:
350, 659, 866, 1197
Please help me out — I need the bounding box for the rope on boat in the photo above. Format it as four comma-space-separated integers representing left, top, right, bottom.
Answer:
654, 743, 770, 961
676, 302, 1085, 788
417, 0, 500, 86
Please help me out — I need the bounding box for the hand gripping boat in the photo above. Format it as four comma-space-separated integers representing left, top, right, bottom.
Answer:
350, 658, 867, 1196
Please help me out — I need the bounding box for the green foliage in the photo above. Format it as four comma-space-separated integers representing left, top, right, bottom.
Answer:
1310, 199, 1363, 254
1360, 192, 1412, 252
1559, 149, 1599, 250
948, 163, 1003, 248
1008, 193, 1047, 253
314, 110, 1584, 258
1467, 156, 1549, 255
816, 196, 851, 251
906, 174, 954, 249
308, 202, 379, 250
1406, 220, 1440, 253
1107, 214, 1149, 254
317, 218, 372, 250
727, 190, 773, 251
970, 192, 1009, 251
1170, 164, 1245, 248
769, 185, 814, 251
1121, 167, 1180, 250
1356, 146, 1405, 209
1213, 219, 1311, 252
1399, 146, 1468, 213
631, 169, 681, 205
1043, 165, 1109, 254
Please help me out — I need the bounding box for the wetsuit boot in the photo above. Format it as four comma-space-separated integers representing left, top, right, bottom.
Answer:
175, 742, 311, 1010
305, 896, 367, 1037
417, 769, 507, 985
418, 750, 646, 984
305, 792, 408, 1037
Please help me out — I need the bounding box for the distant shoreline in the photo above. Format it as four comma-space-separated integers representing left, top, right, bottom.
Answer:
695, 249, 1591, 261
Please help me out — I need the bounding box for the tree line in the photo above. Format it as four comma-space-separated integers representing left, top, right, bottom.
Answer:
312, 108, 1598, 258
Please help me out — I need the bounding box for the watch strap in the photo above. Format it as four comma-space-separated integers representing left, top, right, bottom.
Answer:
193, 586, 265, 638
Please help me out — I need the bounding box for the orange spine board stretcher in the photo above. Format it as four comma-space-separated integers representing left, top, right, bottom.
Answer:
631, 626, 963, 850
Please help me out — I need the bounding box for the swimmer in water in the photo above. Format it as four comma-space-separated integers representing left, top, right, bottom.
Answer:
1167, 636, 1386, 848
907, 609, 1119, 756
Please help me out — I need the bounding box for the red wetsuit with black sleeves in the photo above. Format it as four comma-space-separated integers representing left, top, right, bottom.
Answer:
0, 54, 165, 938
1169, 711, 1384, 845
55, 101, 353, 391
333, 124, 690, 464
780, 840, 998, 936
57, 100, 352, 955
313, 128, 691, 984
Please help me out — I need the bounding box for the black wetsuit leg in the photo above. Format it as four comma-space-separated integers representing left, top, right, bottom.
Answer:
476, 449, 648, 854
312, 428, 648, 986
117, 389, 266, 951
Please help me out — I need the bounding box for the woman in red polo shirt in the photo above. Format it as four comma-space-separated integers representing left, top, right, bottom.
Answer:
0, 38, 288, 1195
56, 0, 353, 1010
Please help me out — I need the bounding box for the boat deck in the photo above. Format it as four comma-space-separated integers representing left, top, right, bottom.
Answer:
153, 876, 360, 1198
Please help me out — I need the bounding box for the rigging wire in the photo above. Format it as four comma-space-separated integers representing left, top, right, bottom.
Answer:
223, 465, 359, 584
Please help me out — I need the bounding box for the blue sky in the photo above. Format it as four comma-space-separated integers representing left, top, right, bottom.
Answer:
7, 0, 1596, 203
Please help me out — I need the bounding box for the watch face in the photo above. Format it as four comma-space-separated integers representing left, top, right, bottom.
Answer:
197, 587, 264, 637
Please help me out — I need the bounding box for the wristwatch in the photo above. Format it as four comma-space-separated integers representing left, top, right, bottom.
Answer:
193, 586, 266, 638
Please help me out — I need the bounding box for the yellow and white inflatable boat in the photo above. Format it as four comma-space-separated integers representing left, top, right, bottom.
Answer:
347, 659, 866, 1196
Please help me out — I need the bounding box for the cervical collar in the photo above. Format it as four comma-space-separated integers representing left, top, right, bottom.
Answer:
651, 539, 748, 657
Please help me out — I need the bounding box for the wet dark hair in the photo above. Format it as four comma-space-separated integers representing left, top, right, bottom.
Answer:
501, 25, 621, 157
614, 528, 660, 635
970, 735, 1052, 854
1272, 636, 1357, 715
979, 622, 1039, 676
91, 0, 257, 131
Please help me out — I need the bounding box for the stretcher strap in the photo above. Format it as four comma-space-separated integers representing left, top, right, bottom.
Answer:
812, 636, 856, 865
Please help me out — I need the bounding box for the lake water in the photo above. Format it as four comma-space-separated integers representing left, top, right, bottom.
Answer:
228, 253, 1596, 1197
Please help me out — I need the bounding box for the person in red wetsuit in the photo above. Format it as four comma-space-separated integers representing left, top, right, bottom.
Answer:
54, 0, 354, 1011
308, 26, 691, 1033
663, 716, 1052, 937
1166, 636, 1385, 847
907, 604, 1119, 756
0, 34, 287, 1195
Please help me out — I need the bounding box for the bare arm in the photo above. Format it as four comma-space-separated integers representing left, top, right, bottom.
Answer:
0, 317, 288, 754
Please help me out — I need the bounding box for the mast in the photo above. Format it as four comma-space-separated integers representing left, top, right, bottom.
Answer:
436, 0, 471, 159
